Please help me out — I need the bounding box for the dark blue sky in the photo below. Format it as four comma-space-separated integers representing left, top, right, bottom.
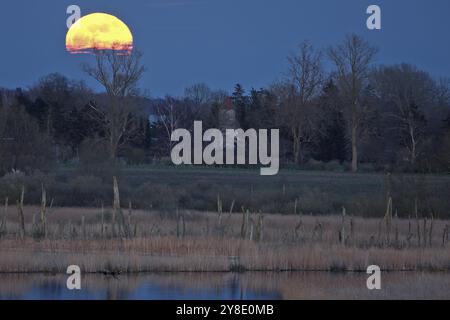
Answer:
1, 0, 449, 97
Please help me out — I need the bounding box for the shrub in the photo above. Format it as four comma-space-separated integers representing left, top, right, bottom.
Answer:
123, 147, 146, 166
0, 171, 25, 202
0, 106, 55, 175
77, 138, 116, 181
323, 160, 347, 172
0, 170, 55, 204
134, 183, 177, 210
67, 175, 109, 206
303, 159, 326, 171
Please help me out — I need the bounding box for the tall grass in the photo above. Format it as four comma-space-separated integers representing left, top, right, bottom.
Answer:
0, 205, 449, 273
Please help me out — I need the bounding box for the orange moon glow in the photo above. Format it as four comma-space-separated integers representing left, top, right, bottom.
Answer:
66, 13, 133, 54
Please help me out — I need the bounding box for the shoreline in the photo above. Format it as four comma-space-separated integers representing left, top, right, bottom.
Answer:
1, 268, 450, 276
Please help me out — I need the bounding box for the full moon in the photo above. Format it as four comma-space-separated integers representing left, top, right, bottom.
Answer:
66, 13, 133, 54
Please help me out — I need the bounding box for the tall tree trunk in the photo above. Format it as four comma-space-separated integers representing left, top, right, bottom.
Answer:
111, 143, 118, 165
112, 176, 120, 237
110, 135, 119, 174
292, 127, 302, 165
410, 126, 417, 165
109, 100, 120, 172
351, 125, 358, 173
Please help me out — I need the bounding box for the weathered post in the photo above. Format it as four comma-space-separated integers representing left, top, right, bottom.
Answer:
17, 186, 25, 239
40, 184, 47, 238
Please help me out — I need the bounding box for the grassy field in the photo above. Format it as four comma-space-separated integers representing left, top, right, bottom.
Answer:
122, 166, 450, 218
5, 166, 445, 218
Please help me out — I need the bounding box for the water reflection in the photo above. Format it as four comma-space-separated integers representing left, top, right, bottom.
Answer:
0, 273, 281, 300
0, 272, 449, 300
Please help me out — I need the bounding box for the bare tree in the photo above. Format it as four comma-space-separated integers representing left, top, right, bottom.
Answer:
154, 96, 200, 156
155, 97, 182, 155
184, 83, 213, 107
82, 50, 145, 167
373, 64, 433, 165
284, 41, 324, 164
328, 34, 378, 172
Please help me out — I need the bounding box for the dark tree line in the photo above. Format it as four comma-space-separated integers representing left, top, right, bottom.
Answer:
1, 34, 450, 176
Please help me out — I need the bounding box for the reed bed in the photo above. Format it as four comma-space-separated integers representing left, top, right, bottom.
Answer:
0, 203, 449, 273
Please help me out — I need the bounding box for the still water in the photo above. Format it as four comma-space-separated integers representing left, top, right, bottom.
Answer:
0, 272, 449, 300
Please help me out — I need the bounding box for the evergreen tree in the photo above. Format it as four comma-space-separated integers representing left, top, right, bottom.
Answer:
232, 84, 247, 128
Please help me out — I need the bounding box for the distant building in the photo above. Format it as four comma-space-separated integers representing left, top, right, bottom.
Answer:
218, 97, 241, 151
219, 97, 239, 130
